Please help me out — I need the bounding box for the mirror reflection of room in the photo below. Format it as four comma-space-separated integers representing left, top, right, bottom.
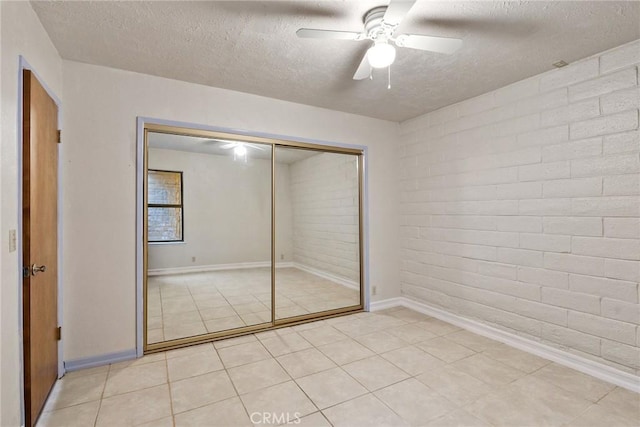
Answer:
146, 132, 272, 343
145, 130, 362, 346
275, 147, 361, 319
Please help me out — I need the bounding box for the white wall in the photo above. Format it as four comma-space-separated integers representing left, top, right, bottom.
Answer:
148, 148, 293, 269
290, 152, 360, 283
62, 60, 399, 361
0, 2, 63, 425
399, 39, 640, 374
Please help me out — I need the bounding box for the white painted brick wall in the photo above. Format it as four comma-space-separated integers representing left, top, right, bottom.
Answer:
398, 39, 640, 374
289, 152, 360, 282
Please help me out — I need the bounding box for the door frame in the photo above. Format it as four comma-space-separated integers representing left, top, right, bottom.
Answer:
135, 117, 370, 356
17, 56, 64, 425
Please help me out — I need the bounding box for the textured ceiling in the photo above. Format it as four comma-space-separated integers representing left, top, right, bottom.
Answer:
32, 1, 640, 122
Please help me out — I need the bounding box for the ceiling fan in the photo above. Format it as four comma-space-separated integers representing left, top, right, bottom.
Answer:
296, 0, 463, 80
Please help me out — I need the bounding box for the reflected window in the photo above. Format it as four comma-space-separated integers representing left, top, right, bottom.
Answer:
148, 169, 183, 242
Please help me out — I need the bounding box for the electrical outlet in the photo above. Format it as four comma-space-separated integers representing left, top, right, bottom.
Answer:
372, 286, 377, 296
191, 256, 196, 263
8, 229, 16, 253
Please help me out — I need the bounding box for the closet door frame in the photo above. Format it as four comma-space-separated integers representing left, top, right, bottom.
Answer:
137, 119, 366, 354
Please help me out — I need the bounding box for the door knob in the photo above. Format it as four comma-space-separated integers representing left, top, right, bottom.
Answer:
31, 264, 46, 276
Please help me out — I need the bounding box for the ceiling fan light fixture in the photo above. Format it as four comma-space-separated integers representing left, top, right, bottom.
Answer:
367, 41, 396, 68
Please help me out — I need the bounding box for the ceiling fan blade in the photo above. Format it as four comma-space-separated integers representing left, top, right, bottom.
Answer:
395, 34, 463, 54
383, 0, 417, 26
296, 28, 362, 40
353, 51, 372, 80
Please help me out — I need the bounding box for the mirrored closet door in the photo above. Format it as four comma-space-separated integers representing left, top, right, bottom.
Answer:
143, 123, 363, 352
274, 146, 362, 321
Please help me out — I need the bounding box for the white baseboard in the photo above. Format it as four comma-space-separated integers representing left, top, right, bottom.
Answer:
292, 262, 360, 291
371, 296, 640, 393
148, 261, 293, 276
369, 297, 405, 311
64, 349, 137, 372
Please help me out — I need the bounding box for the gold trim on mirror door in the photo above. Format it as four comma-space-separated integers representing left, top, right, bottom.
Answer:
271, 144, 276, 324
142, 123, 365, 353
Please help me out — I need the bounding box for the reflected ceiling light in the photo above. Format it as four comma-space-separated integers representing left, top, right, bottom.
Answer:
367, 41, 396, 69
234, 145, 247, 157
233, 144, 248, 162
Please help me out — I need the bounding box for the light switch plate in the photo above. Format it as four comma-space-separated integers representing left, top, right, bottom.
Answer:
9, 229, 17, 253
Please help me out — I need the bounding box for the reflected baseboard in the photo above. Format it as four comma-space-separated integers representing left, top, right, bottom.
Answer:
148, 261, 293, 276
292, 262, 359, 291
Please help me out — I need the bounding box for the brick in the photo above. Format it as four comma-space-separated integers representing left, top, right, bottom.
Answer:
458, 92, 498, 117
513, 299, 567, 326
494, 77, 540, 106
540, 99, 601, 127
543, 217, 602, 237
443, 200, 518, 215
497, 216, 542, 233
475, 274, 541, 301
603, 175, 639, 196
422, 228, 519, 248
604, 258, 640, 282
429, 215, 496, 231
478, 262, 517, 280
545, 253, 604, 276
517, 89, 568, 115
572, 236, 640, 260
572, 196, 640, 217
496, 182, 542, 200
603, 130, 639, 155
542, 288, 600, 314
516, 125, 568, 148
601, 340, 640, 370
517, 266, 568, 289
568, 311, 636, 345
428, 104, 459, 126
601, 86, 640, 115
520, 199, 571, 216
570, 111, 638, 140
519, 161, 570, 182
541, 138, 602, 162
520, 233, 571, 253
569, 68, 637, 102
494, 114, 540, 137
543, 177, 602, 198
541, 323, 600, 356
498, 247, 543, 268
604, 218, 640, 239
601, 299, 640, 324
569, 274, 637, 303
600, 40, 640, 74
571, 153, 640, 178
540, 58, 599, 92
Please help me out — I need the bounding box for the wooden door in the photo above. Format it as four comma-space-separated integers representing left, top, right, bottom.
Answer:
22, 69, 59, 427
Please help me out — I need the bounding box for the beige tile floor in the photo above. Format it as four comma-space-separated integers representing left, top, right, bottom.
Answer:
39, 307, 639, 427
147, 267, 360, 343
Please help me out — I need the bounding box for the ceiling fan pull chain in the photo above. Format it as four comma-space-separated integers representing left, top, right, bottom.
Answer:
388, 65, 391, 89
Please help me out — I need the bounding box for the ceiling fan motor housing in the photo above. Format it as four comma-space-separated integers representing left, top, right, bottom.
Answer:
363, 6, 396, 41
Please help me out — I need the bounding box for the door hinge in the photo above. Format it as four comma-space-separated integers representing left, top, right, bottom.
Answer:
23, 266, 30, 278
57, 130, 62, 144
56, 326, 62, 341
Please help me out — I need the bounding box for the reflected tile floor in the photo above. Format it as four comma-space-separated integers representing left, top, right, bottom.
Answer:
39, 307, 639, 427
147, 267, 360, 343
